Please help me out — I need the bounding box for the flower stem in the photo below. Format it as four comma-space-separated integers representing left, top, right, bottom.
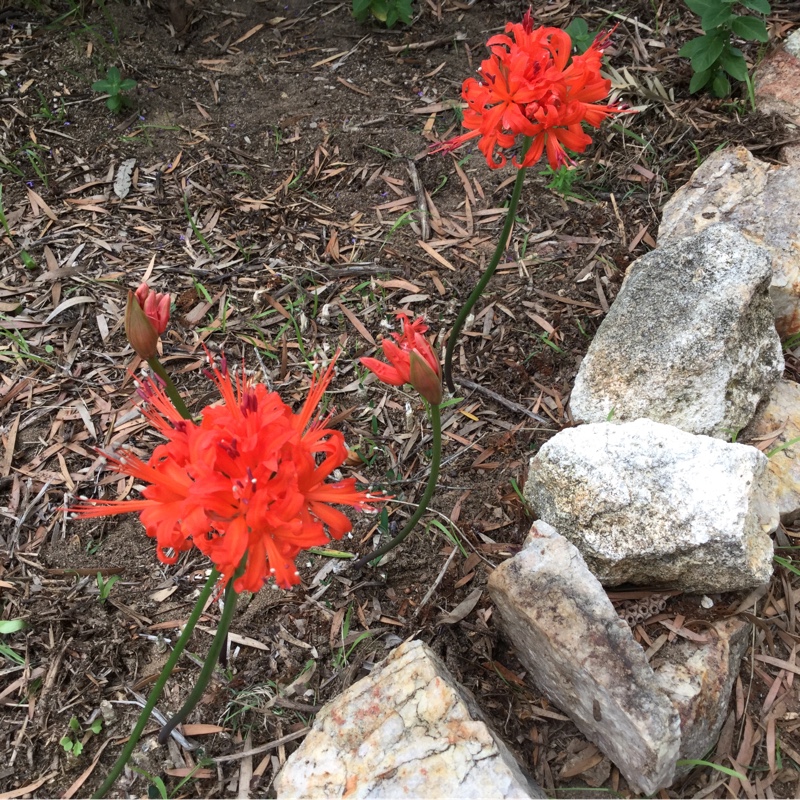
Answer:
443, 137, 532, 394
157, 566, 243, 746
351, 403, 442, 569
92, 568, 220, 800
147, 355, 192, 420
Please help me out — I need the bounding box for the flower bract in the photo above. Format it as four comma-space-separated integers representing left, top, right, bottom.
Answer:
431, 11, 624, 170
71, 356, 376, 591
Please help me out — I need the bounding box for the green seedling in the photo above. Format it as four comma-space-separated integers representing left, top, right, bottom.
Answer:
352, 0, 412, 28
564, 18, 597, 54
676, 759, 747, 781
92, 66, 137, 114
333, 606, 374, 669
60, 715, 103, 757
679, 0, 770, 98
96, 572, 120, 603
0, 619, 25, 665
183, 195, 215, 257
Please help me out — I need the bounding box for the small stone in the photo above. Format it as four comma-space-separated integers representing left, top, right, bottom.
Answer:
488, 521, 681, 795
99, 700, 116, 725
659, 147, 800, 338
653, 617, 751, 776
275, 639, 543, 799
524, 419, 777, 593
700, 596, 714, 609
571, 224, 782, 437
745, 379, 800, 523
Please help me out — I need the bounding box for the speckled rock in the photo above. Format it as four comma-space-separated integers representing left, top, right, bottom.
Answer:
275, 639, 543, 800
524, 419, 777, 592
654, 617, 752, 777
570, 224, 782, 437
745, 379, 800, 523
488, 520, 681, 795
755, 29, 800, 125
659, 146, 800, 338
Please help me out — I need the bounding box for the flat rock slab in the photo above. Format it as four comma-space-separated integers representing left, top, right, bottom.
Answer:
570, 224, 782, 437
488, 520, 681, 795
489, 521, 754, 794
745, 379, 800, 524
524, 419, 776, 593
659, 146, 800, 338
275, 639, 543, 800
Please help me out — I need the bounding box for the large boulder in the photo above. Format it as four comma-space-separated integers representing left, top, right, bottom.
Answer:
524, 419, 777, 593
754, 29, 800, 127
659, 147, 800, 338
570, 224, 783, 438
275, 639, 543, 800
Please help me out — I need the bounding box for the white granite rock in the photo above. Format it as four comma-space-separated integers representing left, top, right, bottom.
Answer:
654, 617, 752, 778
488, 520, 681, 795
745, 379, 800, 524
275, 639, 543, 800
570, 224, 783, 437
754, 30, 800, 126
524, 419, 777, 592
659, 147, 800, 337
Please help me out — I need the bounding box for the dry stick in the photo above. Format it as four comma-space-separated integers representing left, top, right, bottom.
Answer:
454, 377, 550, 425
406, 158, 430, 242
213, 727, 312, 763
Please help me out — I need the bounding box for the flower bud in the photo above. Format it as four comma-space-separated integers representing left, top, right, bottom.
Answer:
134, 283, 170, 335
409, 350, 443, 405
125, 289, 159, 360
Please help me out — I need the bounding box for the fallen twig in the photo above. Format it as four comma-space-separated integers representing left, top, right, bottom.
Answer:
454, 377, 550, 424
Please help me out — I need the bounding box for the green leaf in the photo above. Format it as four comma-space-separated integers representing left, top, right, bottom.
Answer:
106, 96, 122, 113
677, 759, 747, 781
700, 4, 733, 29
711, 70, 732, 96
385, 4, 399, 26
689, 68, 713, 92
565, 18, 589, 38
0, 619, 25, 634
679, 35, 711, 59
351, 0, 370, 20
719, 48, 748, 80
72, 741, 83, 757
396, 0, 412, 24
684, 0, 716, 14
119, 78, 137, 92
69, 716, 81, 733
690, 34, 726, 72
91, 79, 111, 93
60, 737, 74, 752
105, 66, 121, 86
90, 719, 103, 734
20, 251, 36, 270
739, 0, 770, 13
731, 15, 769, 41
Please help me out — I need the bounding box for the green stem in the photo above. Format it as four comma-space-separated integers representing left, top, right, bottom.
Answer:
443, 137, 532, 393
92, 568, 220, 799
147, 355, 192, 420
351, 403, 442, 569
157, 566, 243, 746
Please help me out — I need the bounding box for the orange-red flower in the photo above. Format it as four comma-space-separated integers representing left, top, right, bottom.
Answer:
361, 313, 442, 404
431, 11, 624, 170
125, 283, 171, 360
71, 355, 377, 592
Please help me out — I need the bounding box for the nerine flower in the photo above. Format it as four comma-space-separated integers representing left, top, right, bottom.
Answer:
71, 356, 376, 591
432, 11, 624, 170
361, 312, 442, 404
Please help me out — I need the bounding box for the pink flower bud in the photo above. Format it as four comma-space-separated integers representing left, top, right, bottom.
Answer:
126, 284, 170, 360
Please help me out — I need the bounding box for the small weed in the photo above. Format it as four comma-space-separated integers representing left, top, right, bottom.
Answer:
426, 518, 467, 557
60, 715, 102, 758
676, 759, 747, 781
564, 18, 597, 54
183, 195, 215, 257
96, 572, 120, 603
509, 478, 533, 518
352, 0, 412, 28
0, 619, 25, 665
333, 606, 374, 669
92, 66, 137, 114
540, 164, 592, 201
0, 185, 11, 237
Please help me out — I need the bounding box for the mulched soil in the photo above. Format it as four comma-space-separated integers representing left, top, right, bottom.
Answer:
2, 0, 800, 796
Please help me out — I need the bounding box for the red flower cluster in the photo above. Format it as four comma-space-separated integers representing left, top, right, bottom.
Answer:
433, 11, 623, 170
361, 313, 442, 405
71, 357, 376, 591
